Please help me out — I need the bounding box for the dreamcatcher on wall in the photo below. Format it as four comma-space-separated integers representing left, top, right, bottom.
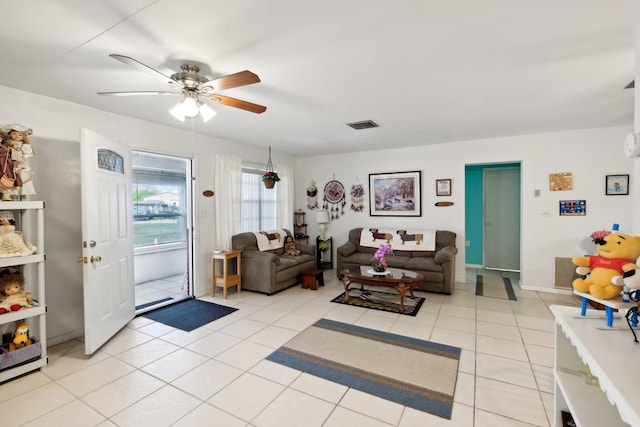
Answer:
306, 180, 318, 209
323, 177, 346, 219
350, 180, 365, 212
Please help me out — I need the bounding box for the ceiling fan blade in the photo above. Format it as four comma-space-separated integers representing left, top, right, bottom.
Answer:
109, 54, 183, 88
209, 95, 267, 114
200, 70, 261, 91
97, 91, 179, 96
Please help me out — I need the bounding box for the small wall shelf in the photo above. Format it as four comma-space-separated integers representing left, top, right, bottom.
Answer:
293, 210, 309, 244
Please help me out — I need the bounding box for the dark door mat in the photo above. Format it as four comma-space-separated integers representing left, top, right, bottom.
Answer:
140, 298, 238, 331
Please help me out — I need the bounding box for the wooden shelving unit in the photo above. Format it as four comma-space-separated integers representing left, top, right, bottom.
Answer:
293, 210, 308, 244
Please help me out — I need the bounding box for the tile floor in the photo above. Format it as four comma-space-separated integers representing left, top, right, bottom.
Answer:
1, 268, 584, 426
135, 274, 189, 309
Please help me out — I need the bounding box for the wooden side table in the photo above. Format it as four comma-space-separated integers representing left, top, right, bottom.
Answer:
212, 250, 241, 299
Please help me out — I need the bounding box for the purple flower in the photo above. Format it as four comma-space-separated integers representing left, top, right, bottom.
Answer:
372, 244, 392, 264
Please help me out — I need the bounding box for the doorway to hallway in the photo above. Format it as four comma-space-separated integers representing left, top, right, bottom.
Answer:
132, 150, 193, 313
465, 163, 521, 272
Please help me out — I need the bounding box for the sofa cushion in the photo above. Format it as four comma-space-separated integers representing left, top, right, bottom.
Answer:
340, 252, 375, 267
405, 257, 443, 272
385, 255, 411, 268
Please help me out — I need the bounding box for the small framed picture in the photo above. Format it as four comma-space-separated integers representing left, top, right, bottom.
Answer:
436, 179, 451, 196
559, 200, 586, 216
605, 174, 629, 195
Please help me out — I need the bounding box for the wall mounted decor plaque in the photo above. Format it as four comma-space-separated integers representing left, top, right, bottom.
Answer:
549, 172, 573, 191
559, 200, 586, 216
323, 178, 346, 219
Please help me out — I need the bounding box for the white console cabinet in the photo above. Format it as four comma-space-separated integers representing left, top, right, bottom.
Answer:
551, 305, 638, 427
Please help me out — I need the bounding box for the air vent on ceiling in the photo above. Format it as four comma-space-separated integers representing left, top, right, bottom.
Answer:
346, 120, 378, 130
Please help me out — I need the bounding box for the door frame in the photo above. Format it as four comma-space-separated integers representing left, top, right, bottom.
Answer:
131, 149, 196, 309
464, 162, 522, 271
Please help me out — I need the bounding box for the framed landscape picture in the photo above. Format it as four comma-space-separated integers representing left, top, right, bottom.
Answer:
369, 170, 421, 216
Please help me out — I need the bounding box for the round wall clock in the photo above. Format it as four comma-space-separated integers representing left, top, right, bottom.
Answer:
624, 133, 640, 158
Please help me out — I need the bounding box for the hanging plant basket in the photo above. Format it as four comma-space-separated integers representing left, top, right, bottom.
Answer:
263, 176, 278, 189
262, 146, 280, 189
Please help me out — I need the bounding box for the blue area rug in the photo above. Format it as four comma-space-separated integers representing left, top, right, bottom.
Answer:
140, 298, 238, 331
267, 318, 460, 419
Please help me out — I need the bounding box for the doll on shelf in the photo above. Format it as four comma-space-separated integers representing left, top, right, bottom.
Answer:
0, 269, 32, 314
284, 235, 301, 256
0, 124, 34, 199
0, 210, 37, 257
0, 132, 22, 201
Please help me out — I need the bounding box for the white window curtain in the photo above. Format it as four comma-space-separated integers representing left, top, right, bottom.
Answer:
276, 163, 294, 232
214, 153, 242, 250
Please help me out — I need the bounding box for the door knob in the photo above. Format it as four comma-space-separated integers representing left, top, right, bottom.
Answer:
90, 256, 102, 263
77, 256, 87, 264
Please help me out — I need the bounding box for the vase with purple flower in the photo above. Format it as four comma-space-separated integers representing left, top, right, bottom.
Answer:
371, 244, 392, 274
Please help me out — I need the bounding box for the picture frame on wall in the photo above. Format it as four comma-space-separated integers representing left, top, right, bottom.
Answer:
559, 200, 586, 216
369, 170, 421, 216
436, 179, 452, 196
605, 174, 629, 196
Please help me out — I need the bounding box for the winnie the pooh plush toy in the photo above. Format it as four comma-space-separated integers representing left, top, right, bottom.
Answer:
573, 232, 640, 299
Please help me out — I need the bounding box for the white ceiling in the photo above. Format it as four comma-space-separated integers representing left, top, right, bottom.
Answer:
0, 0, 634, 156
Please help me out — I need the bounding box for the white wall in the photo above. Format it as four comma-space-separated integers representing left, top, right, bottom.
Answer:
0, 84, 294, 345
295, 126, 634, 291
0, 82, 634, 344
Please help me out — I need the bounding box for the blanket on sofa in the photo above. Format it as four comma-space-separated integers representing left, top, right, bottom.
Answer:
359, 228, 436, 251
253, 229, 288, 251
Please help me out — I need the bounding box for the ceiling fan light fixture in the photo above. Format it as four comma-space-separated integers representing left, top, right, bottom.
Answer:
181, 94, 199, 118
169, 102, 186, 121
199, 103, 216, 122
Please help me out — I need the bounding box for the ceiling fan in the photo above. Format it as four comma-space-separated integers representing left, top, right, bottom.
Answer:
98, 54, 266, 121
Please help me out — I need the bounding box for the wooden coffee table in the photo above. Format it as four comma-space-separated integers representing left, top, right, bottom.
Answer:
340, 266, 424, 312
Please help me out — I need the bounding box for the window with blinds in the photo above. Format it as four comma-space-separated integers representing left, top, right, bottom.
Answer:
241, 169, 277, 232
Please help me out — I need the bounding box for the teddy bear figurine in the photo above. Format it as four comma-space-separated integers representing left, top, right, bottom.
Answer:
0, 270, 32, 314
572, 231, 640, 300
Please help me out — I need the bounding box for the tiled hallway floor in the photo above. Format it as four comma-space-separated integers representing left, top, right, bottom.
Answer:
1, 269, 583, 426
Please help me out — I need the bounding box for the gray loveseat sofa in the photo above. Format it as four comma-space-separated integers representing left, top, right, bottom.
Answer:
231, 229, 316, 295
336, 227, 458, 294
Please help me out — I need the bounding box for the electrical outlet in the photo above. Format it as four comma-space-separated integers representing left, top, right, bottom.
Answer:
534, 189, 541, 197
465, 240, 470, 247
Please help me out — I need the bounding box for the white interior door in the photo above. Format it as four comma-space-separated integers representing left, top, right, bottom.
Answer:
81, 129, 134, 356
484, 166, 521, 271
